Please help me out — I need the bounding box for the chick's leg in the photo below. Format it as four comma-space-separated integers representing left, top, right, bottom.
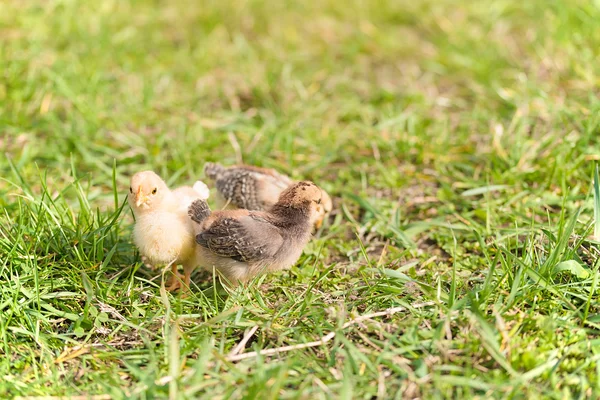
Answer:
167, 262, 197, 298
166, 263, 184, 291
182, 262, 196, 289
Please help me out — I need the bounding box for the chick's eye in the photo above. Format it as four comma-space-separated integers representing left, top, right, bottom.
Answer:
129, 187, 133, 194
316, 198, 322, 204
152, 188, 157, 195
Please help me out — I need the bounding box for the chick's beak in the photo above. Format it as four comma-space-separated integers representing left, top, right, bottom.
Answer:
314, 217, 324, 229
314, 204, 324, 229
135, 187, 148, 207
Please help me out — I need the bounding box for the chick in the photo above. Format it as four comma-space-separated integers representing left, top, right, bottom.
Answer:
204, 162, 332, 228
127, 171, 209, 291
188, 181, 322, 284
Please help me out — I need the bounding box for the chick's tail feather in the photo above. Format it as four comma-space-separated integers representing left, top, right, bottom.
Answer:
204, 162, 226, 180
188, 199, 211, 224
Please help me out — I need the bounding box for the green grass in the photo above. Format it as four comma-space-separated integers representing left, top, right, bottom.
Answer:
2, 0, 600, 398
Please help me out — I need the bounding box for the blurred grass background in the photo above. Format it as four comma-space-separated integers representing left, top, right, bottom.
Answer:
2, 0, 600, 398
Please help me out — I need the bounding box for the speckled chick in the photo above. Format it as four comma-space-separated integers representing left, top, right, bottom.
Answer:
189, 181, 322, 284
204, 162, 332, 228
128, 171, 210, 291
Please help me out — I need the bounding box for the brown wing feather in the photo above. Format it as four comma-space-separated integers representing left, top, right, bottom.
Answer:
196, 214, 284, 262
215, 169, 290, 210
214, 170, 259, 209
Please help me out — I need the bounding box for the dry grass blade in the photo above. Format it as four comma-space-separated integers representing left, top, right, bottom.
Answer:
228, 325, 260, 357
225, 302, 435, 362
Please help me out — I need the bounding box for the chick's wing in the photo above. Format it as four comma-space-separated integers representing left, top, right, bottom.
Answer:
196, 214, 283, 262
214, 170, 260, 209
215, 168, 291, 210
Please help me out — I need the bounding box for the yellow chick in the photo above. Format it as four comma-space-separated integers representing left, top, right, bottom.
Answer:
188, 181, 323, 285
204, 163, 332, 229
127, 171, 210, 291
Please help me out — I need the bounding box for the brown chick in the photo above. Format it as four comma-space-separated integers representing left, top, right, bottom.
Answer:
128, 171, 210, 291
204, 162, 332, 228
188, 181, 322, 285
